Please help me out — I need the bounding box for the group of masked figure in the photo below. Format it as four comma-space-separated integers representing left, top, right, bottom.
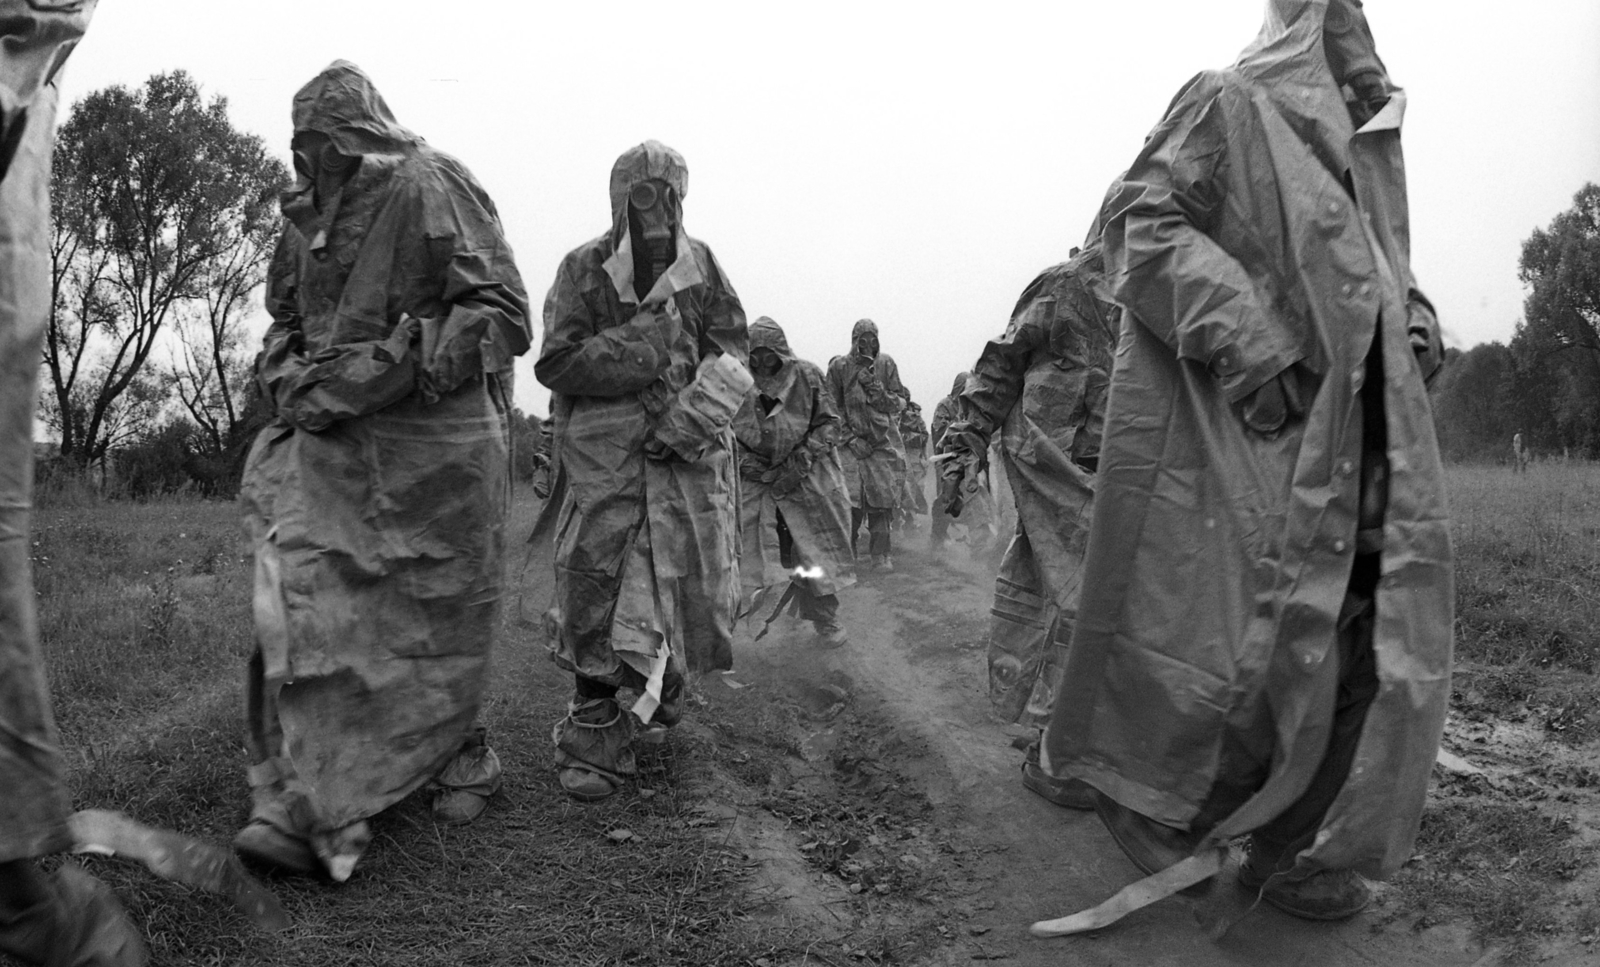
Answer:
1, 0, 1455, 961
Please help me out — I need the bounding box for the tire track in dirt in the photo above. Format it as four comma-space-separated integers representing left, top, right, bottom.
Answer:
709, 535, 1499, 966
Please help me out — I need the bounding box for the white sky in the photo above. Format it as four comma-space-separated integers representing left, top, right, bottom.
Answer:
57, 1, 1600, 417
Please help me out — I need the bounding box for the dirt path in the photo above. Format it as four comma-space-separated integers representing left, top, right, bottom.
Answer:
703, 532, 1498, 966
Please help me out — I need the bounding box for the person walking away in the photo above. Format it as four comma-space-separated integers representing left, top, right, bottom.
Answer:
537, 141, 749, 802
930, 372, 970, 549
896, 402, 931, 530
1042, 0, 1450, 924
938, 239, 1119, 809
238, 62, 530, 878
734, 317, 856, 648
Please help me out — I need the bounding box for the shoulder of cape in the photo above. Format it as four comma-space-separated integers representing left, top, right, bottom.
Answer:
793, 358, 828, 384
1012, 262, 1075, 316
684, 235, 736, 291
552, 232, 613, 281
392, 146, 509, 228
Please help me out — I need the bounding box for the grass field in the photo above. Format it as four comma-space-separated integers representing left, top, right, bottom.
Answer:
1387, 462, 1600, 962
22, 462, 1600, 963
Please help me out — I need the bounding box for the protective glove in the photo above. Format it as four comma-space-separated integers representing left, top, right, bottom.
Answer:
1407, 296, 1444, 385
268, 315, 421, 433
644, 437, 682, 463
739, 456, 773, 482
848, 436, 874, 460
770, 455, 810, 497
1240, 365, 1307, 436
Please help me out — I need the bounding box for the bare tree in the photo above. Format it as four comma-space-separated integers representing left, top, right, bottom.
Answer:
169, 157, 283, 462
41, 71, 286, 468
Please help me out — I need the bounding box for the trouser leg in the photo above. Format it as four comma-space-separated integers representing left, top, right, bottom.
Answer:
0, 860, 52, 964
987, 533, 1051, 723
795, 585, 840, 626
867, 509, 892, 558
1249, 564, 1380, 868
0, 859, 145, 967
850, 507, 865, 556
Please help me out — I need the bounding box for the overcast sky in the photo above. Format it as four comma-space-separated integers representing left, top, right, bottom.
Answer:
56, 1, 1600, 417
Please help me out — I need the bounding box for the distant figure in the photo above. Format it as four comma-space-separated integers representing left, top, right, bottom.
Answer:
1044, 0, 1451, 925
733, 317, 855, 648
1513, 431, 1529, 473
896, 401, 931, 529
930, 372, 973, 549
537, 141, 749, 802
827, 319, 910, 572
239, 62, 530, 876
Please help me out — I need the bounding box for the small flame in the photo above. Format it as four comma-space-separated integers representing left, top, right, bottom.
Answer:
790, 565, 825, 580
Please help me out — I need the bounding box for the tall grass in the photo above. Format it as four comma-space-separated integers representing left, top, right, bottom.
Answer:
1446, 462, 1600, 740
30, 498, 253, 746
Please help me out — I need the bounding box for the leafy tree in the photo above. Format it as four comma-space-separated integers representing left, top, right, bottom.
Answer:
41, 71, 286, 468
1431, 343, 1516, 461
1513, 183, 1600, 455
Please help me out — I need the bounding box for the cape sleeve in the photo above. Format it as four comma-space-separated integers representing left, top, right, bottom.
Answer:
255, 228, 419, 433
694, 245, 748, 364
869, 356, 907, 415
1107, 73, 1302, 403
415, 162, 533, 397
534, 251, 679, 397
960, 287, 1052, 439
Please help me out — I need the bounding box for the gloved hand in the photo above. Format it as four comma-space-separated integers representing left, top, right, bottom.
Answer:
1407, 296, 1443, 384
848, 436, 874, 460
644, 437, 681, 463
740, 454, 773, 482
630, 302, 682, 347
1240, 366, 1307, 436
857, 363, 884, 394
771, 460, 808, 497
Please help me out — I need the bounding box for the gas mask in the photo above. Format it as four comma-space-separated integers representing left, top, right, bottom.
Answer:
290, 130, 360, 214
750, 347, 784, 379
852, 333, 879, 362
1323, 0, 1389, 124
627, 179, 678, 295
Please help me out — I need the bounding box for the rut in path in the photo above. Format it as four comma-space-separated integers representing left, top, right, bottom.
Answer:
715, 537, 1496, 966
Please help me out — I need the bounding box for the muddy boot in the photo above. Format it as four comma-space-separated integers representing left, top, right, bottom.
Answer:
234, 761, 318, 875
813, 618, 849, 650
432, 726, 503, 826
311, 822, 372, 884
1238, 845, 1370, 920
871, 554, 894, 573
0, 860, 147, 967
232, 822, 317, 876
1020, 741, 1095, 810
554, 698, 636, 802
1093, 792, 1212, 897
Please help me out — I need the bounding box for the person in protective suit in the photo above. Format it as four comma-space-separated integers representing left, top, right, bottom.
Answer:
1043, 0, 1449, 922
827, 320, 908, 571
734, 317, 855, 648
895, 401, 931, 530
537, 141, 749, 802
931, 372, 1000, 552
238, 61, 530, 878
0, 3, 147, 963
938, 238, 1119, 810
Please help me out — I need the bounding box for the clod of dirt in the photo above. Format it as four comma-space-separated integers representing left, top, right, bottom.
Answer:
792, 682, 850, 722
